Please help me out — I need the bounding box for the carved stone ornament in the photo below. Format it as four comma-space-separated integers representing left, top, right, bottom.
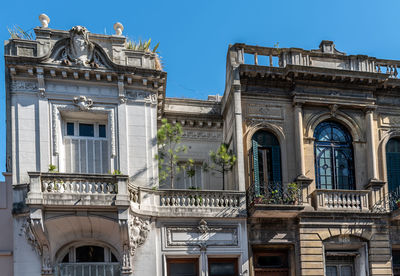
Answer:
73, 95, 93, 111
59, 26, 102, 68
198, 219, 209, 234
21, 219, 41, 255
129, 215, 151, 256
21, 218, 52, 274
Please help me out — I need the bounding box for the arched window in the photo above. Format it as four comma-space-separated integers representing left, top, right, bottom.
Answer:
57, 245, 119, 275
314, 121, 354, 190
251, 130, 282, 195
386, 138, 400, 193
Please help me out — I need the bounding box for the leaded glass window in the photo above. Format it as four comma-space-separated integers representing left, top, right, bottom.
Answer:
314, 121, 354, 190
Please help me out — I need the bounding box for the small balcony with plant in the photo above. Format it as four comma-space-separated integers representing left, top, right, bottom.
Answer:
247, 181, 304, 218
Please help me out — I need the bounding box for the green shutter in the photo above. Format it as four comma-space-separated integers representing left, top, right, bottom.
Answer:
252, 139, 260, 195
271, 146, 282, 183
387, 152, 400, 192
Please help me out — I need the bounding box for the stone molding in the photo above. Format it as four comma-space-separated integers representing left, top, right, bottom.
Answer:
165, 219, 238, 248
51, 102, 116, 157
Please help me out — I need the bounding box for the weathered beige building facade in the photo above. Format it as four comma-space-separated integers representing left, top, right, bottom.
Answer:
2, 14, 400, 276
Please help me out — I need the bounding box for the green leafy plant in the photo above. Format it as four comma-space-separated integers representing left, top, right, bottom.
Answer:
126, 38, 159, 53
48, 164, 58, 173
203, 143, 237, 190
112, 170, 122, 175
156, 118, 188, 189
7, 25, 34, 40
125, 38, 163, 70
285, 182, 300, 205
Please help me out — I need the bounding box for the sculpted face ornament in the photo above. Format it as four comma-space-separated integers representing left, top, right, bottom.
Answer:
61, 26, 99, 68
73, 96, 93, 111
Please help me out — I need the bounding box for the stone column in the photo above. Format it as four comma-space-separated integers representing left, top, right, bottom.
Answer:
233, 84, 246, 192
365, 108, 378, 180
293, 103, 305, 177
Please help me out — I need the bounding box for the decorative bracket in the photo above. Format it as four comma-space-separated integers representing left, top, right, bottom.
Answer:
23, 210, 52, 275
119, 218, 131, 274
36, 67, 46, 98
118, 75, 126, 103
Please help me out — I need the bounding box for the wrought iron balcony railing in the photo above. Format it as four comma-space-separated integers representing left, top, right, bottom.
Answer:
247, 181, 302, 206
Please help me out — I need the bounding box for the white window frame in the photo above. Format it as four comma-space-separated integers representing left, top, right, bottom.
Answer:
62, 119, 110, 174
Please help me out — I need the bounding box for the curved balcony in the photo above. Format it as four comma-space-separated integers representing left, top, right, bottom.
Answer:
26, 172, 130, 208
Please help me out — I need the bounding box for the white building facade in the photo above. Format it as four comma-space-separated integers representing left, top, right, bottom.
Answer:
4, 21, 248, 276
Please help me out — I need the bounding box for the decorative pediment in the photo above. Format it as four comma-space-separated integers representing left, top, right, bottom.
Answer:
48, 26, 112, 69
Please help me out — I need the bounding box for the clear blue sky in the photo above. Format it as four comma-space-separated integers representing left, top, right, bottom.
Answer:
1, 0, 400, 180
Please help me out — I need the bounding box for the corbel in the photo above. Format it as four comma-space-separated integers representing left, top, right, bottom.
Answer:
119, 208, 132, 275
29, 209, 52, 275
36, 67, 46, 98
118, 75, 126, 103
329, 104, 339, 117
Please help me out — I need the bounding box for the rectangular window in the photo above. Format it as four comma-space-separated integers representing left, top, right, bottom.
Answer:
325, 255, 354, 276
208, 258, 238, 276
79, 123, 94, 137
167, 258, 198, 276
64, 122, 108, 174
253, 250, 289, 275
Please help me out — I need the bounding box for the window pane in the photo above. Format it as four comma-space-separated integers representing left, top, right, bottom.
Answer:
326, 266, 337, 276
79, 123, 94, 137
67, 122, 74, 136
341, 265, 353, 276
99, 124, 106, 138
76, 246, 104, 263
169, 262, 197, 276
209, 262, 236, 276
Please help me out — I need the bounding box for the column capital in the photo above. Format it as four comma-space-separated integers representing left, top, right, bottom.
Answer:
364, 105, 377, 114
293, 100, 305, 108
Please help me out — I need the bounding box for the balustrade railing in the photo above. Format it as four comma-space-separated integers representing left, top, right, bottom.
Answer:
247, 182, 302, 206
159, 189, 243, 208
312, 189, 369, 211
55, 262, 120, 276
375, 59, 400, 79
40, 173, 118, 194
236, 44, 400, 79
